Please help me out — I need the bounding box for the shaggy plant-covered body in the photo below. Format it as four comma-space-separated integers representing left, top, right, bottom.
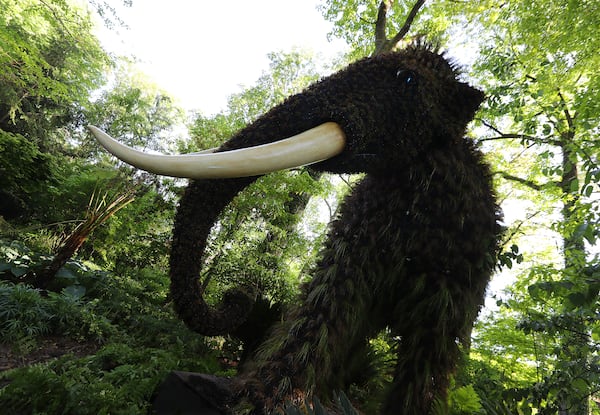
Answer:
168, 44, 502, 414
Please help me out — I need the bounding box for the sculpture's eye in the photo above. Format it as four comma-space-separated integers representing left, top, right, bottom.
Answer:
396, 69, 417, 86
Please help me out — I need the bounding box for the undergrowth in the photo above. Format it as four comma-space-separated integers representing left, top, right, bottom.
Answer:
0, 239, 225, 414
0, 343, 223, 414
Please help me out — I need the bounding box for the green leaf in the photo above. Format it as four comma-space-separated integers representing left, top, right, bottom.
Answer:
567, 292, 586, 307
569, 178, 580, 193
56, 267, 77, 280
572, 377, 589, 392
63, 285, 86, 299
542, 123, 552, 135
10, 266, 29, 277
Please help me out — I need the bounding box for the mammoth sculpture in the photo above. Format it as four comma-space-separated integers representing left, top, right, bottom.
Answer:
91, 43, 503, 414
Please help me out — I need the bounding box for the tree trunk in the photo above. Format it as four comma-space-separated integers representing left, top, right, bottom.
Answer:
557, 128, 589, 415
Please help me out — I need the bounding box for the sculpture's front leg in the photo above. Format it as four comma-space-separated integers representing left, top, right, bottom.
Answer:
235, 175, 422, 412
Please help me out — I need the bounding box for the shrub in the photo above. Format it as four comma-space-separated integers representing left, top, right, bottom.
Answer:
0, 281, 51, 344
0, 343, 224, 414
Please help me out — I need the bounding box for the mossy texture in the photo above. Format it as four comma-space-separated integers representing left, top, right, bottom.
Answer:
169, 44, 502, 414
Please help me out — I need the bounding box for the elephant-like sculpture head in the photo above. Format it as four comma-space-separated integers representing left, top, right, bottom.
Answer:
90, 44, 485, 336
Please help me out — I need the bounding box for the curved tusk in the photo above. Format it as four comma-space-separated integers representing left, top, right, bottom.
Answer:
88, 123, 346, 179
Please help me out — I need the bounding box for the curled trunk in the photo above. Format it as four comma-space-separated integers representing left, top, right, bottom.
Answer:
170, 177, 257, 335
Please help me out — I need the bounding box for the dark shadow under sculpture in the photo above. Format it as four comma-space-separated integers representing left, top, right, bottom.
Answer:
92, 44, 503, 414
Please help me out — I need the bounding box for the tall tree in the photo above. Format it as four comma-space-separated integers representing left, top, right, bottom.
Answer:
469, 2, 600, 413
0, 0, 183, 279
318, 0, 599, 412
0, 0, 109, 143
319, 0, 460, 59
80, 62, 187, 270
0, 0, 110, 223
85, 60, 186, 171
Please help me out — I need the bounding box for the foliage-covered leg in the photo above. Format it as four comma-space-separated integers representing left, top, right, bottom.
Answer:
381, 270, 491, 415
237, 267, 379, 411
235, 181, 395, 411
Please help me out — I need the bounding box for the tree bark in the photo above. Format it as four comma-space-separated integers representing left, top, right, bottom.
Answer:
558, 128, 589, 415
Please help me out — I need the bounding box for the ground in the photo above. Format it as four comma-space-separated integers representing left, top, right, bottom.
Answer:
0, 336, 99, 380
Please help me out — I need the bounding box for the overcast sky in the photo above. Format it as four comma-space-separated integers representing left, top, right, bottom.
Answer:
96, 0, 347, 115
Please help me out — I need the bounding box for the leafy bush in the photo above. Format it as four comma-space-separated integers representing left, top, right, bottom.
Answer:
47, 290, 115, 341
0, 239, 120, 345
0, 131, 56, 220
0, 281, 52, 343
0, 239, 52, 283
0, 238, 202, 345
448, 384, 484, 415
0, 280, 115, 346
0, 239, 230, 412
0, 238, 100, 289
0, 343, 223, 414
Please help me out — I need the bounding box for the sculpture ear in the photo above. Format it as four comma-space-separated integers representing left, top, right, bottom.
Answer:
457, 82, 485, 119
440, 83, 485, 142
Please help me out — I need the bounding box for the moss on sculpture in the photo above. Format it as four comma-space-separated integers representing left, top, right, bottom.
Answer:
166, 43, 503, 414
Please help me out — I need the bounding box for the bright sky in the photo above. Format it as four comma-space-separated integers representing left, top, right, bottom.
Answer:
97, 0, 347, 115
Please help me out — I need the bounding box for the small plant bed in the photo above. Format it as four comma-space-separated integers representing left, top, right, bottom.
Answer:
0, 335, 100, 373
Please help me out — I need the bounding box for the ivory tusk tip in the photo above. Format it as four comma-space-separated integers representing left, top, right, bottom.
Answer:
88, 125, 112, 144
88, 125, 101, 134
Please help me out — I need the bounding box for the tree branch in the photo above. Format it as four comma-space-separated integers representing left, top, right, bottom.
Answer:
389, 0, 427, 48
557, 90, 575, 134
479, 118, 505, 135
499, 211, 541, 251
479, 134, 541, 142
372, 0, 427, 56
495, 171, 554, 191
375, 1, 391, 51
478, 118, 562, 146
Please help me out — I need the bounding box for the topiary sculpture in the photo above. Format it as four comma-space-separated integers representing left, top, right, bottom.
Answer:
90, 43, 503, 414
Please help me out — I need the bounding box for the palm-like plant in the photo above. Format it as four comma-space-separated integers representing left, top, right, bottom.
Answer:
35, 188, 135, 289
